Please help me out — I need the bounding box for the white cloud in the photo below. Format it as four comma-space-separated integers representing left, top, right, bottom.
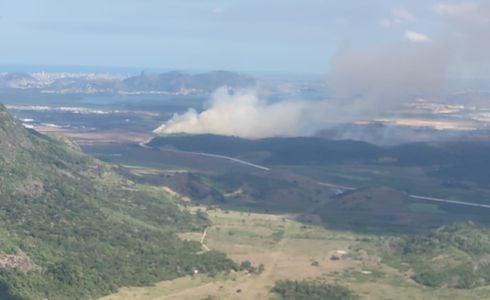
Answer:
405, 31, 433, 43
380, 8, 416, 27
434, 2, 478, 16
393, 8, 416, 22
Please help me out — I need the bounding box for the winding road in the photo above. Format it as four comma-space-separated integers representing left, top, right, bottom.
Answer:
139, 142, 490, 210
315, 181, 490, 210
145, 145, 271, 171
408, 195, 490, 209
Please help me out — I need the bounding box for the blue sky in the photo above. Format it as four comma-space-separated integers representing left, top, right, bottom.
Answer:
0, 0, 464, 74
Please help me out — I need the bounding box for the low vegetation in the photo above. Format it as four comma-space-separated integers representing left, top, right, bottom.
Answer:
272, 280, 357, 300
148, 134, 490, 185
386, 222, 490, 289
102, 208, 490, 300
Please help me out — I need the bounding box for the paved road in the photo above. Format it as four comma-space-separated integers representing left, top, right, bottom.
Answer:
316, 181, 490, 209
152, 147, 271, 171
140, 143, 490, 210
316, 181, 356, 191
409, 195, 490, 209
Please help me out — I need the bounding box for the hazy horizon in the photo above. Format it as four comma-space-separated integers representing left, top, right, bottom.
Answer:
1, 0, 488, 77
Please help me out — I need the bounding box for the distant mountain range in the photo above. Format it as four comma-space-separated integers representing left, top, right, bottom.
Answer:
0, 70, 256, 95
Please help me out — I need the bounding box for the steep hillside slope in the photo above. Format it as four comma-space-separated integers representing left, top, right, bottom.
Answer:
387, 222, 490, 289
0, 104, 235, 299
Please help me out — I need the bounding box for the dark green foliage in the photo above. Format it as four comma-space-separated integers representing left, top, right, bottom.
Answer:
271, 280, 357, 300
237, 260, 264, 274
0, 109, 236, 299
387, 222, 490, 289
391, 142, 490, 184
148, 134, 490, 185
148, 134, 380, 165
239, 260, 252, 271
212, 172, 295, 196
187, 251, 237, 277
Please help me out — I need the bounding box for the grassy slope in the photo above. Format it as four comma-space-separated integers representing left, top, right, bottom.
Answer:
0, 105, 235, 299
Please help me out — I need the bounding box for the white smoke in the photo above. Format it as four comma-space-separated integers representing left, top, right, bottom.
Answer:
154, 88, 336, 139
154, 1, 490, 139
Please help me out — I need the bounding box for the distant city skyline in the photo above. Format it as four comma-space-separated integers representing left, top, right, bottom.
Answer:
0, 0, 450, 74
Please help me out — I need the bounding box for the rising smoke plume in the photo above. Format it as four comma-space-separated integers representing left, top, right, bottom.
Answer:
154, 1, 490, 139
154, 88, 334, 139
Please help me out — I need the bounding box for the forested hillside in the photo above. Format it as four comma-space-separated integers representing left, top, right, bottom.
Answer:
0, 104, 235, 299
387, 222, 490, 289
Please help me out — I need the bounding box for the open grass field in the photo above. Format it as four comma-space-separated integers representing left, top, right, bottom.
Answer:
100, 209, 490, 300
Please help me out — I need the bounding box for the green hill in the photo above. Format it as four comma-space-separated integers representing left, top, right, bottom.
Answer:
386, 222, 490, 289
0, 104, 235, 299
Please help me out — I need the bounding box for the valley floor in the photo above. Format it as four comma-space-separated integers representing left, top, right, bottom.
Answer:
101, 209, 490, 300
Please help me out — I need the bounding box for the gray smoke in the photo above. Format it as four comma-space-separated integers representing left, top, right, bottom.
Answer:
435, 1, 490, 83
154, 1, 490, 139
328, 43, 448, 113
154, 88, 334, 139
